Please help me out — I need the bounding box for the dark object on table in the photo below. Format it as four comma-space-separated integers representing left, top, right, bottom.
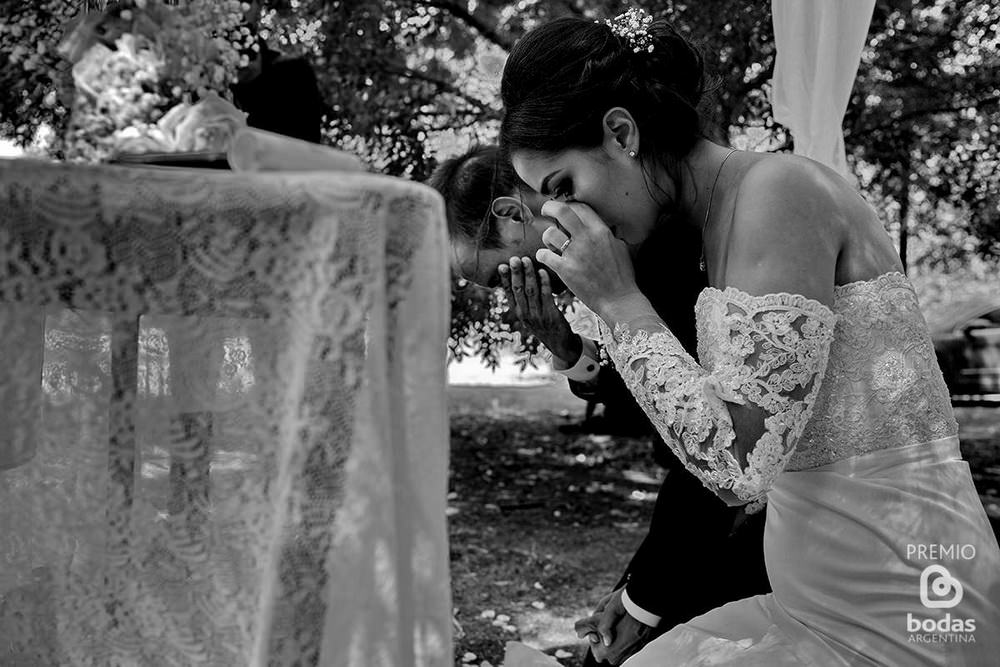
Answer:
930, 297, 1000, 405
232, 41, 326, 144
111, 151, 231, 170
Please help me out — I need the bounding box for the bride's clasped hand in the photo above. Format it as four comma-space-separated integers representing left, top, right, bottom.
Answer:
534, 200, 650, 325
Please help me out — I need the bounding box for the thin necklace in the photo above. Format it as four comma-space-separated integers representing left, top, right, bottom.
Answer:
700, 148, 738, 273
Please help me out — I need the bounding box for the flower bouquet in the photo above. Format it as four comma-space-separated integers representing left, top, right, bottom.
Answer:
59, 0, 253, 163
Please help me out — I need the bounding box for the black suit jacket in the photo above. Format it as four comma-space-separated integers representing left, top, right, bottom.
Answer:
570, 219, 770, 628
232, 47, 326, 144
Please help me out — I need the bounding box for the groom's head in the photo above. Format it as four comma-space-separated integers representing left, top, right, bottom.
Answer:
427, 145, 564, 292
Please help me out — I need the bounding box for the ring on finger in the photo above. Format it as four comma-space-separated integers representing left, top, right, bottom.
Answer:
559, 238, 572, 253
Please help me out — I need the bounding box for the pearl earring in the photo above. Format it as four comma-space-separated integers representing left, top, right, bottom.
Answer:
628, 150, 637, 158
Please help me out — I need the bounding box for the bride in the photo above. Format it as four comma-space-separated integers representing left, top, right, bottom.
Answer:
498, 9, 1000, 666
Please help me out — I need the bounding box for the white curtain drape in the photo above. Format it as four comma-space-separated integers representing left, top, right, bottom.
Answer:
770, 0, 876, 176
0, 160, 452, 666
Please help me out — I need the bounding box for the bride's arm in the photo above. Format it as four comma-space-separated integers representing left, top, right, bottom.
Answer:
598, 291, 835, 511
596, 163, 842, 510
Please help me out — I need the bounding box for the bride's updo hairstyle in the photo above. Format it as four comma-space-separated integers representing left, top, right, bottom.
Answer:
500, 13, 716, 187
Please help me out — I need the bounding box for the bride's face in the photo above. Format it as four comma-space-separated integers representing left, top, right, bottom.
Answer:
510, 146, 663, 246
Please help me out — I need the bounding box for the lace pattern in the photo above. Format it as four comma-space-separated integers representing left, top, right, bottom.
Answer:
787, 272, 958, 469
602, 289, 837, 510
0, 161, 452, 665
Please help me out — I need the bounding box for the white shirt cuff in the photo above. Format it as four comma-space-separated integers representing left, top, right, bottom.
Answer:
621, 588, 661, 628
551, 337, 600, 382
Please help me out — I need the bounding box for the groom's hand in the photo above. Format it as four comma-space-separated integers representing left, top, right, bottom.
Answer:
574, 587, 655, 665
499, 255, 581, 363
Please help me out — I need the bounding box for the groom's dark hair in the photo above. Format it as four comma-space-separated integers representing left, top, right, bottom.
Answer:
426, 145, 516, 251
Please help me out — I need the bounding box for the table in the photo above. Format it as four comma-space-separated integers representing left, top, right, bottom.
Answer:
0, 159, 452, 666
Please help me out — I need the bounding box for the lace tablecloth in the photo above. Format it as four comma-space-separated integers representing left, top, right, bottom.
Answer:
0, 159, 452, 666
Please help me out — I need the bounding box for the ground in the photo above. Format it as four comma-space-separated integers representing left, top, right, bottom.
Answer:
446, 372, 1000, 667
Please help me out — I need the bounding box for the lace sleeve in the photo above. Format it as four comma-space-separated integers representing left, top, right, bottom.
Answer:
601, 289, 837, 511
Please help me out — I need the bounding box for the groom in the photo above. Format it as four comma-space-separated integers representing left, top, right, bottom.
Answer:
430, 146, 770, 666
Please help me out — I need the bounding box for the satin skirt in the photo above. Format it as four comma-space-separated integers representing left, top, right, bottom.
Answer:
624, 437, 1000, 666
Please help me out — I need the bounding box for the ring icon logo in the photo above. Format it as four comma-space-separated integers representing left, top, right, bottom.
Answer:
907, 547, 976, 642
920, 564, 964, 609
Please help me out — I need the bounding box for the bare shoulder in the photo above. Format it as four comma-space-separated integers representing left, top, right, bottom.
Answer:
735, 153, 854, 226
720, 154, 850, 305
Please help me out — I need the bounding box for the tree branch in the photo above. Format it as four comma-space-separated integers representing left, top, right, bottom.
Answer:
383, 64, 492, 112
416, 0, 514, 51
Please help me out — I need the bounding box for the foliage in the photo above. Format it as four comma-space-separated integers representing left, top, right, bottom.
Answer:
301, 0, 507, 179
448, 282, 544, 370
846, 0, 1000, 262
0, 0, 80, 152
1, 0, 996, 364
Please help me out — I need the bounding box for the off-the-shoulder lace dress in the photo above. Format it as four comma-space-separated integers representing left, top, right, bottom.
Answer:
601, 272, 959, 510
606, 272, 1000, 666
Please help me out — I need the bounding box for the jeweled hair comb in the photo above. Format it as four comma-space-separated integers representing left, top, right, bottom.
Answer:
603, 7, 655, 54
